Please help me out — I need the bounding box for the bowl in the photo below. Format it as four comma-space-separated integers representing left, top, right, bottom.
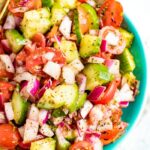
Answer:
104, 15, 148, 150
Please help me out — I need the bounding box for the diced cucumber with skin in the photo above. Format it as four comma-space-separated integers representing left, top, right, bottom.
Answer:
51, 3, 66, 25
30, 138, 56, 150
117, 48, 135, 74
79, 35, 101, 58
42, 0, 54, 8
37, 88, 65, 110
12, 89, 29, 125
20, 8, 51, 39
56, 128, 71, 150
37, 84, 79, 112
52, 108, 65, 118
76, 93, 87, 110
63, 129, 77, 141
83, 63, 113, 90
74, 9, 82, 44
80, 3, 99, 29
5, 29, 26, 53
54, 40, 79, 63
119, 28, 134, 48
56, 0, 77, 9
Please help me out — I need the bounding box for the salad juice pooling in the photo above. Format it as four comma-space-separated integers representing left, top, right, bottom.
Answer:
0, 0, 139, 149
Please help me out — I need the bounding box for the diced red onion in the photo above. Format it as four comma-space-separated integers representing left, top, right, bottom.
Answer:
0, 55, 15, 73
28, 104, 39, 122
0, 112, 6, 124
10, 53, 16, 63
3, 14, 15, 29
27, 78, 40, 97
0, 94, 4, 111
76, 74, 87, 94
100, 40, 107, 52
54, 35, 61, 46
1, 39, 11, 52
85, 131, 101, 139
39, 109, 49, 126
11, 7, 28, 13
14, 72, 34, 83
14, 16, 22, 27
105, 59, 114, 68
119, 101, 129, 108
4, 102, 14, 121
18, 126, 25, 138
38, 79, 52, 99
87, 86, 106, 103
19, 0, 29, 6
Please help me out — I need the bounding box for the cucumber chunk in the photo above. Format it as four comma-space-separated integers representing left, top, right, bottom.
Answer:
37, 84, 79, 112
79, 35, 101, 58
12, 89, 29, 125
5, 29, 26, 53
80, 3, 99, 29
119, 28, 134, 48
74, 9, 82, 44
56, 0, 77, 9
51, 3, 66, 25
54, 40, 79, 63
117, 48, 135, 73
42, 0, 54, 8
21, 8, 51, 39
30, 138, 56, 150
83, 63, 113, 90
76, 93, 87, 110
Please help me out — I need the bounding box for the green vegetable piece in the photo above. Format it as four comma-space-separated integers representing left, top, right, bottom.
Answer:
117, 48, 135, 73
37, 84, 78, 112
119, 28, 134, 48
79, 35, 101, 58
21, 8, 51, 39
80, 3, 99, 29
52, 108, 65, 118
83, 63, 113, 90
30, 138, 56, 150
12, 88, 29, 125
54, 40, 79, 63
76, 93, 87, 110
56, 128, 71, 150
42, 0, 54, 8
63, 129, 77, 141
51, 3, 66, 25
5, 29, 26, 53
74, 9, 82, 44
56, 0, 77, 9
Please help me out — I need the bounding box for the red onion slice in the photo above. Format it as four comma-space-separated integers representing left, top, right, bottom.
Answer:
1, 39, 11, 52
76, 74, 87, 94
87, 86, 106, 104
119, 101, 129, 108
100, 40, 107, 52
39, 109, 49, 126
3, 14, 15, 29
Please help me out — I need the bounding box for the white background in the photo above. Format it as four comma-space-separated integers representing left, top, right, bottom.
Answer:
118, 0, 150, 150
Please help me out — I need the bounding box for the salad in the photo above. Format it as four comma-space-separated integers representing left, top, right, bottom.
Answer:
0, 0, 139, 149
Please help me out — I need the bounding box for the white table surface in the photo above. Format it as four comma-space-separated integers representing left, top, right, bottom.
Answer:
117, 0, 150, 149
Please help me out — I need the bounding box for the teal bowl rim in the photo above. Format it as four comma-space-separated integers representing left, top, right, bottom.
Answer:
104, 15, 148, 149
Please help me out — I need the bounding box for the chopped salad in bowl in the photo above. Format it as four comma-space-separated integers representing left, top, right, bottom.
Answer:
0, 0, 140, 149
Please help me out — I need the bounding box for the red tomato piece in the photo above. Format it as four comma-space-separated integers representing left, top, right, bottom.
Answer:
100, 81, 117, 104
69, 141, 93, 150
32, 33, 46, 48
98, 0, 123, 27
0, 124, 20, 149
